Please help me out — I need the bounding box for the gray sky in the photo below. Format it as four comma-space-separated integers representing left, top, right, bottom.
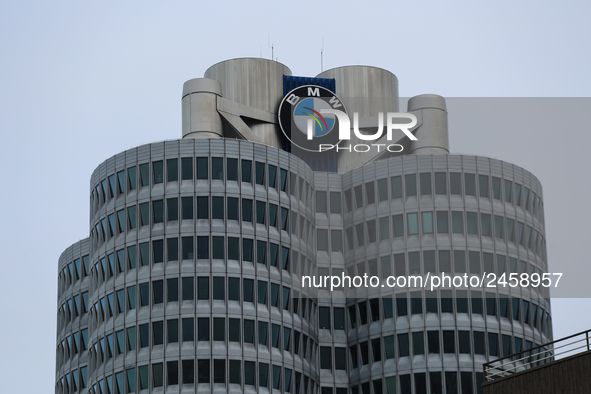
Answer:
1, 1, 590, 392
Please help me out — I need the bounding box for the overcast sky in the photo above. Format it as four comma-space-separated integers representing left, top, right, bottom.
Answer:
1, 1, 590, 392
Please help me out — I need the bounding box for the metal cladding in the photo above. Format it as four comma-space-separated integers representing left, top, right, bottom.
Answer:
316, 66, 401, 169
201, 58, 293, 149
182, 78, 223, 139
407, 94, 450, 155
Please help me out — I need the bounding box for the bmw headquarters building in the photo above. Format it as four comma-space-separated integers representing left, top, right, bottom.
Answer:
55, 58, 553, 394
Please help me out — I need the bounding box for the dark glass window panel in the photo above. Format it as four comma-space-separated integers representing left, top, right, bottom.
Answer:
197, 236, 208, 259
488, 333, 498, 357
167, 361, 178, 385
167, 238, 178, 261
229, 318, 240, 342
467, 212, 478, 235
472, 291, 483, 315
214, 359, 225, 384
211, 157, 223, 180
334, 307, 345, 329
197, 277, 209, 300
257, 240, 267, 265
242, 199, 252, 222
255, 162, 265, 185
167, 198, 178, 221
181, 197, 193, 220
228, 277, 240, 301
316, 191, 327, 213
393, 214, 404, 237
256, 201, 266, 224
196, 157, 208, 179
243, 278, 254, 302
229, 360, 242, 384
213, 318, 225, 341
492, 176, 501, 199
153, 321, 164, 345
139, 283, 150, 307
227, 237, 239, 261
428, 331, 440, 354
212, 277, 224, 300
269, 203, 278, 227
371, 338, 382, 361
166, 159, 178, 182
117, 170, 125, 193
458, 331, 471, 354
391, 175, 402, 198
437, 211, 449, 233
139, 323, 149, 348
139, 163, 150, 187
283, 327, 291, 351
464, 173, 476, 196
434, 172, 447, 194
153, 240, 163, 263
182, 237, 193, 260
320, 347, 332, 369
460, 372, 473, 394
405, 174, 417, 197
196, 196, 208, 219
182, 318, 194, 342
197, 359, 208, 383
479, 175, 489, 198
153, 280, 163, 304
243, 238, 253, 262
227, 197, 238, 220
139, 203, 150, 226
486, 294, 496, 316
226, 158, 238, 181
153, 161, 163, 184
445, 372, 458, 394
212, 196, 224, 220
282, 246, 290, 270
319, 307, 330, 329
398, 334, 409, 357
181, 157, 193, 180
412, 331, 424, 355
354, 185, 363, 208
197, 317, 209, 341
241, 160, 252, 183
360, 341, 369, 365
128, 167, 137, 190
259, 321, 268, 345
512, 297, 520, 320
153, 200, 164, 224
420, 173, 432, 195
272, 324, 281, 348
397, 295, 408, 317
365, 181, 375, 205
167, 319, 178, 343
268, 165, 277, 188
448, 172, 461, 195
443, 331, 455, 353
181, 277, 193, 301
244, 361, 255, 386
474, 331, 485, 355
411, 296, 423, 315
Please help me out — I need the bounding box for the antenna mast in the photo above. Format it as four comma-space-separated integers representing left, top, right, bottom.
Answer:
321, 39, 324, 72
268, 34, 274, 61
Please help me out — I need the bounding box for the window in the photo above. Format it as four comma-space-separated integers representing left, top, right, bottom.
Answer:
242, 199, 252, 222
316, 191, 327, 213
259, 321, 268, 346
450, 172, 461, 195
377, 178, 388, 201
197, 236, 208, 259
451, 211, 463, 234
464, 173, 476, 196
167, 158, 178, 182
181, 157, 193, 180
229, 318, 240, 342
420, 173, 432, 195
182, 277, 194, 301
211, 196, 224, 220
405, 174, 416, 197
213, 318, 225, 341
365, 181, 375, 205
211, 157, 223, 180
167, 319, 178, 343
182, 237, 193, 260
422, 212, 433, 233
268, 165, 277, 188
167, 198, 178, 221
226, 158, 238, 181
196, 157, 208, 179
139, 203, 149, 226
320, 347, 332, 369
241, 160, 252, 183
407, 213, 418, 235
117, 170, 125, 194
196, 197, 208, 219
213, 359, 225, 383
467, 212, 478, 235
227, 197, 238, 221
228, 277, 240, 301
256, 162, 265, 185
436, 211, 449, 233
280, 168, 288, 191
139, 163, 149, 187
197, 359, 208, 383
443, 331, 455, 353
435, 172, 447, 194
428, 331, 440, 354
391, 176, 402, 198
181, 197, 193, 220
398, 334, 409, 357
393, 214, 404, 237
197, 318, 209, 341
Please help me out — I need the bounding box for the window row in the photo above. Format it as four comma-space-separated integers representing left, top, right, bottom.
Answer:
57, 291, 89, 330
71, 361, 312, 394
92, 158, 292, 212
90, 238, 291, 286
348, 330, 540, 368
346, 295, 549, 333
90, 318, 318, 368
56, 329, 88, 367
346, 370, 484, 394
342, 211, 546, 258
343, 173, 543, 221
59, 255, 89, 293
344, 250, 545, 283
89, 278, 312, 324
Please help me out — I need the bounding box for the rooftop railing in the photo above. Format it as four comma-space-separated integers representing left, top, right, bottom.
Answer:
483, 329, 591, 381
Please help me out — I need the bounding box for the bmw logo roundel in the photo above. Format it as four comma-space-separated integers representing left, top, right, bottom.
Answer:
278, 85, 347, 152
